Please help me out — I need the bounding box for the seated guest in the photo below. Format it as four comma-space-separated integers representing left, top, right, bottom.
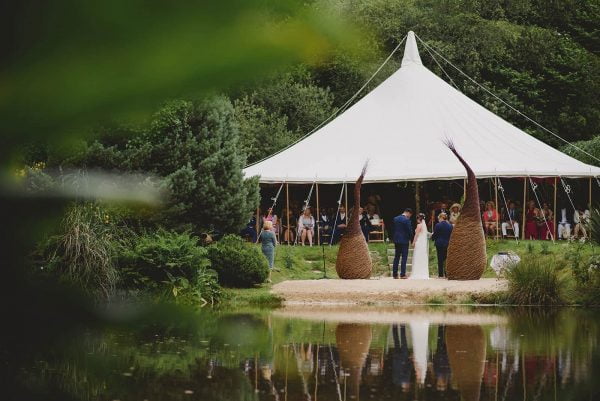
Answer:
482, 201, 498, 237
240, 214, 258, 243
332, 205, 347, 244
449, 203, 461, 225
501, 201, 520, 239
366, 203, 380, 220
557, 206, 572, 240
318, 208, 332, 243
573, 206, 590, 240
297, 207, 315, 246
359, 206, 373, 241
538, 203, 554, 240
524, 200, 538, 240
281, 208, 295, 244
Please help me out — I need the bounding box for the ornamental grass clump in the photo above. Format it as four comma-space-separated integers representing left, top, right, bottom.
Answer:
45, 202, 119, 299
506, 256, 573, 306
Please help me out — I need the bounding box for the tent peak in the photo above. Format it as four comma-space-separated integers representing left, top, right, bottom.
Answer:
401, 31, 422, 67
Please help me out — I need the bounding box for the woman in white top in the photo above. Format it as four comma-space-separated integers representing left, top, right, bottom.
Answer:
410, 213, 430, 279
298, 207, 315, 246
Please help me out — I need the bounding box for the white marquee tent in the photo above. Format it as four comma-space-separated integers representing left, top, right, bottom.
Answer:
243, 32, 600, 184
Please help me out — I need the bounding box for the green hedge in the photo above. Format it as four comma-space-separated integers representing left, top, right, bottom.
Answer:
207, 235, 268, 288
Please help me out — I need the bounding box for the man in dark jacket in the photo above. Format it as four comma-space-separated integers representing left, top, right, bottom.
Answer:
431, 212, 453, 278
392, 208, 413, 279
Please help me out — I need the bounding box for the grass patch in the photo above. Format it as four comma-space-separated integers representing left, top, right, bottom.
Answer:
221, 286, 283, 308
426, 295, 446, 305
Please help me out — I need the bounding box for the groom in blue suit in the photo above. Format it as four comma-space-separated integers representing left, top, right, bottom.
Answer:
392, 208, 414, 279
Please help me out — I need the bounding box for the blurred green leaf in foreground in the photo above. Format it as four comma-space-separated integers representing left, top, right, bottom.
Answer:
0, 0, 361, 166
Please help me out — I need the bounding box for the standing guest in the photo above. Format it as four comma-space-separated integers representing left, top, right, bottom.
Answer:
524, 200, 538, 239
431, 212, 453, 278
449, 203, 461, 225
430, 202, 448, 231
297, 207, 315, 246
332, 206, 348, 244
539, 203, 554, 240
359, 206, 373, 241
501, 201, 520, 239
259, 220, 277, 283
557, 206, 572, 240
482, 201, 499, 237
392, 208, 414, 279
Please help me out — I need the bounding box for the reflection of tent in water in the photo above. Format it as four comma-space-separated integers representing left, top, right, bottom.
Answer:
409, 320, 430, 387
336, 323, 372, 400
446, 325, 486, 401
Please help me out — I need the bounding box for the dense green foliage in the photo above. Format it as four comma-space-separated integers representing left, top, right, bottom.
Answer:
506, 256, 573, 305
42, 203, 120, 299
118, 229, 221, 304
207, 235, 269, 288
75, 98, 259, 233
322, 0, 600, 150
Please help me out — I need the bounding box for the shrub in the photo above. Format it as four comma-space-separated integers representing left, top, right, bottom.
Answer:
118, 229, 221, 304
571, 254, 600, 306
506, 256, 573, 305
44, 202, 119, 299
207, 235, 269, 287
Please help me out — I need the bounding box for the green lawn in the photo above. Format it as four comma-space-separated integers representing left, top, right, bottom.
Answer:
266, 239, 597, 281
222, 239, 596, 307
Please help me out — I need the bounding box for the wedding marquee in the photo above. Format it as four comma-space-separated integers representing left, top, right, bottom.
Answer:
243, 32, 600, 184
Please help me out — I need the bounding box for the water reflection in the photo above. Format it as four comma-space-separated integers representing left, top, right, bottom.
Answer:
19, 307, 600, 400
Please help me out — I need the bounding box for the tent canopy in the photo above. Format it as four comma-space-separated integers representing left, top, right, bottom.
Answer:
244, 32, 600, 183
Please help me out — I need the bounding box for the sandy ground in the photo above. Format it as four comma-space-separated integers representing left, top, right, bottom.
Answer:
271, 277, 507, 304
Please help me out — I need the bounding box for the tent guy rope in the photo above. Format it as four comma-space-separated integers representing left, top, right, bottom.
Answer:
414, 33, 600, 165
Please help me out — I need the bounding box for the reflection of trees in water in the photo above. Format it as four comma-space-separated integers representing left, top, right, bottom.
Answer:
23, 310, 600, 401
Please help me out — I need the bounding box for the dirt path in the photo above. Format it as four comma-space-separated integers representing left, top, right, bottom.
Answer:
272, 277, 507, 304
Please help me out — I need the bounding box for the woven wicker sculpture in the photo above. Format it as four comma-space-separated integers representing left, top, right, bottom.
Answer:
336, 164, 372, 279
446, 325, 486, 401
445, 142, 486, 280
336, 323, 372, 399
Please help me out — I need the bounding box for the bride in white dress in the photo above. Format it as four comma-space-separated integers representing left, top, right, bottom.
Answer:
410, 213, 430, 279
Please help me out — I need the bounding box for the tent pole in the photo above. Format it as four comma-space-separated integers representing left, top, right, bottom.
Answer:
589, 177, 593, 208
256, 207, 260, 239
494, 177, 499, 240
522, 178, 527, 240
463, 178, 466, 201
553, 177, 558, 239
345, 182, 348, 218
316, 183, 321, 246
286, 183, 290, 246
415, 182, 420, 214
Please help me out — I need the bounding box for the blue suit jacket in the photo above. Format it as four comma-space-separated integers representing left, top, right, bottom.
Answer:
393, 214, 414, 244
431, 221, 453, 247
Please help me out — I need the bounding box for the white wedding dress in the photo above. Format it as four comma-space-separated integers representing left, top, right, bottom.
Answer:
410, 221, 430, 279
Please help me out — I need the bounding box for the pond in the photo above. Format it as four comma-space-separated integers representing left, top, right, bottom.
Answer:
20, 305, 600, 401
